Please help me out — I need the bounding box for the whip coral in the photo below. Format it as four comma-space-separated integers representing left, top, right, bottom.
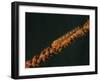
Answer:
25, 20, 89, 68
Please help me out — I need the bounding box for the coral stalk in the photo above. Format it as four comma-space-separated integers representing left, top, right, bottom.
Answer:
25, 20, 89, 68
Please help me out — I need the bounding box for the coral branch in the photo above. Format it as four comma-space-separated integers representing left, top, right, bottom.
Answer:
25, 20, 89, 68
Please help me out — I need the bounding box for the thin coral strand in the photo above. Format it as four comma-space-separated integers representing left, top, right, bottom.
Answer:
25, 20, 89, 68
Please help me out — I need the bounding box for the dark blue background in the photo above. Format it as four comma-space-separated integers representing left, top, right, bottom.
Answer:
26, 12, 89, 67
